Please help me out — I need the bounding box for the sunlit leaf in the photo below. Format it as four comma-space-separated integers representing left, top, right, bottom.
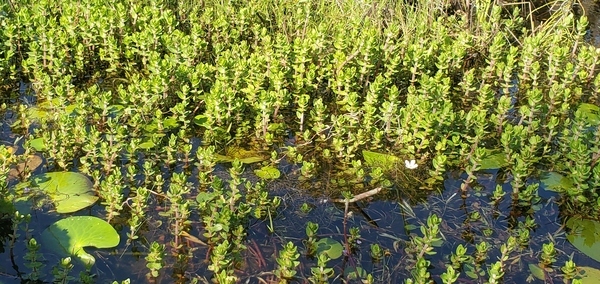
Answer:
362, 150, 400, 171
196, 192, 217, 204
215, 146, 268, 164
28, 137, 47, 152
479, 149, 508, 170
163, 118, 178, 129
15, 172, 98, 213
254, 166, 280, 180
529, 263, 546, 281
577, 103, 600, 125
540, 171, 574, 192
566, 217, 600, 263
41, 216, 120, 265
315, 238, 344, 259
138, 140, 156, 150
578, 266, 600, 284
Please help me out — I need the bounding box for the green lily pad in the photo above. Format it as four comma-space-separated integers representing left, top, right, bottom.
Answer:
344, 266, 368, 280
28, 137, 47, 152
578, 266, 600, 284
254, 166, 280, 180
362, 150, 400, 171
20, 98, 76, 123
41, 216, 120, 265
215, 146, 268, 164
315, 238, 344, 260
528, 263, 546, 281
540, 171, 574, 192
566, 217, 600, 263
479, 149, 508, 170
16, 172, 98, 213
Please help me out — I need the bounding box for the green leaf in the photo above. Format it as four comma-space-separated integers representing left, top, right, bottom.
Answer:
405, 224, 418, 231
196, 192, 217, 204
28, 137, 47, 152
315, 238, 344, 260
15, 172, 98, 213
362, 150, 400, 171
528, 263, 546, 281
163, 118, 179, 129
138, 140, 156, 150
577, 103, 600, 125
215, 146, 268, 164
41, 216, 120, 265
193, 115, 208, 127
254, 166, 280, 180
478, 149, 508, 170
344, 266, 367, 280
578, 266, 600, 284
566, 218, 600, 263
540, 171, 574, 192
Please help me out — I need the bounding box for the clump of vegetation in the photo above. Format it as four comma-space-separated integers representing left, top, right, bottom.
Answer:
0, 0, 600, 282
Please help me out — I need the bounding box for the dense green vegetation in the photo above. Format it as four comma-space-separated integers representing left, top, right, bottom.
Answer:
1, 0, 600, 283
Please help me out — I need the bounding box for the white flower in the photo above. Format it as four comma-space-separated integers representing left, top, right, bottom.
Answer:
405, 159, 418, 169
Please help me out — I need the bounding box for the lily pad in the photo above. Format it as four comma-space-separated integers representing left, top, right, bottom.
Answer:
344, 266, 368, 280
362, 150, 400, 171
15, 172, 98, 213
540, 171, 574, 192
566, 217, 600, 263
315, 238, 344, 260
40, 216, 120, 265
528, 263, 546, 281
254, 166, 280, 180
578, 266, 600, 284
479, 149, 508, 170
215, 146, 268, 164
28, 137, 47, 152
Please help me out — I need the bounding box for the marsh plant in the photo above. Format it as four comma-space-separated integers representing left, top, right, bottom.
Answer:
0, 0, 600, 282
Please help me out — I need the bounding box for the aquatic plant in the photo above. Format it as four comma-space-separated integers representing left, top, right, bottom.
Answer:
1, 0, 600, 282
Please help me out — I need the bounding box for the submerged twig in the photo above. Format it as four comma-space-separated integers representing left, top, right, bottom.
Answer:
332, 187, 383, 203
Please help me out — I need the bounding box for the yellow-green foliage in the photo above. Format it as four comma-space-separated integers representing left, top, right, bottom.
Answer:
1, 0, 599, 208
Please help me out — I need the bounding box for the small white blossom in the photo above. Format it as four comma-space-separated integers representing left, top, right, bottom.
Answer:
405, 159, 418, 169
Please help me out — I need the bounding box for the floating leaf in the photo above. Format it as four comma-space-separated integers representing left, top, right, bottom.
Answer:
362, 150, 400, 171
40, 216, 120, 265
15, 172, 98, 213
28, 137, 47, 152
479, 149, 508, 170
405, 224, 418, 231
529, 263, 546, 281
540, 171, 574, 192
566, 218, 600, 263
315, 238, 344, 260
18, 98, 76, 125
255, 166, 280, 180
344, 266, 367, 280
215, 146, 268, 164
578, 266, 600, 284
